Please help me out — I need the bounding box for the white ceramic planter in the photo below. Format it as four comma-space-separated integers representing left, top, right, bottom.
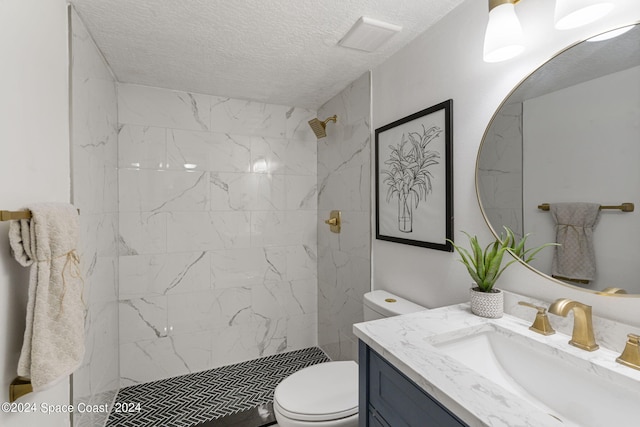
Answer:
469, 286, 503, 318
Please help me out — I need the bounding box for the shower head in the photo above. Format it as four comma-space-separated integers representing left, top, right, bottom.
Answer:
308, 115, 337, 139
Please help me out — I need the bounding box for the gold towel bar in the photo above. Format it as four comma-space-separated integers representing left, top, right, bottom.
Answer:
538, 203, 634, 212
0, 209, 80, 221
9, 377, 32, 402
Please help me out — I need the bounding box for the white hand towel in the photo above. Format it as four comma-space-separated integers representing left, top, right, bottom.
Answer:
550, 202, 601, 283
8, 203, 85, 391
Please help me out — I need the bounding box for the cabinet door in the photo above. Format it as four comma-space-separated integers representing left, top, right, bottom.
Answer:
368, 409, 391, 427
361, 341, 468, 427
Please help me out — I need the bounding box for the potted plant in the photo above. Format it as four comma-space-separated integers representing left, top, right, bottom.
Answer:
447, 227, 556, 318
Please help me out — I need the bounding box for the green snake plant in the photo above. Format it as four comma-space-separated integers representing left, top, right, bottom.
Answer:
447, 227, 557, 293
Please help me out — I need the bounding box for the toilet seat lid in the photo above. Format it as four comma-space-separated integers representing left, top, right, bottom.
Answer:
274, 361, 358, 422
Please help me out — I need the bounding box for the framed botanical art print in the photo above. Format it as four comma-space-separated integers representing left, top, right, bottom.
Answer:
375, 99, 453, 251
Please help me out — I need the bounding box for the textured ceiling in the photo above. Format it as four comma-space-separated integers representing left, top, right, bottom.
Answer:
70, 0, 465, 109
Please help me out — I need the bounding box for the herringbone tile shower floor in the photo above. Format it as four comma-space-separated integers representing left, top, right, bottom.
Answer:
106, 347, 329, 427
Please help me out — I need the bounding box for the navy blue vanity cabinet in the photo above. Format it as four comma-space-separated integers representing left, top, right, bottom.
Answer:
359, 341, 468, 427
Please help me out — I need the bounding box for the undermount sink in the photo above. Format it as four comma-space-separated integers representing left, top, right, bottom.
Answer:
431, 323, 640, 427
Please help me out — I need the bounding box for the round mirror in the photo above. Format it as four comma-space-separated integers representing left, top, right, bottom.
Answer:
477, 23, 640, 296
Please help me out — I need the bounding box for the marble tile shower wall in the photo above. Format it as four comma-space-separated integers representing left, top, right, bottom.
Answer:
117, 83, 318, 385
317, 72, 371, 361
70, 8, 120, 427
476, 102, 523, 237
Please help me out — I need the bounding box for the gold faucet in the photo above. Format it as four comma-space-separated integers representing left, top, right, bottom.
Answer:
616, 334, 640, 371
518, 301, 556, 335
548, 298, 599, 351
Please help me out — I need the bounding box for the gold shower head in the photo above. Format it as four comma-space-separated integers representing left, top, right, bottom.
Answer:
308, 115, 337, 139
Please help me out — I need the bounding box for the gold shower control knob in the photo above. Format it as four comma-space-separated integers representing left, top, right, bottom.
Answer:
325, 210, 341, 233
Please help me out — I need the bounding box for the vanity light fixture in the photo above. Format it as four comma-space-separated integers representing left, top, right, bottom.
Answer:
484, 0, 614, 63
484, 0, 525, 63
554, 0, 614, 30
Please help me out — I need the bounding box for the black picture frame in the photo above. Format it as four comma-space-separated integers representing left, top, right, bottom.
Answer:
375, 99, 453, 251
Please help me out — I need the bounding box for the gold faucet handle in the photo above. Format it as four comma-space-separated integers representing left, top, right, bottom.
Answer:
518, 301, 556, 336
616, 333, 640, 371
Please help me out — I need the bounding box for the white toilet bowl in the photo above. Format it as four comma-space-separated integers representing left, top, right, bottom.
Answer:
273, 361, 358, 427
273, 291, 427, 427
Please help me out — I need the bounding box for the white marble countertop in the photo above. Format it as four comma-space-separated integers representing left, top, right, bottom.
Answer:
353, 303, 640, 427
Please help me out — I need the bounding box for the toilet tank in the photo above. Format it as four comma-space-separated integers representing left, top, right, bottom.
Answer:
363, 290, 426, 321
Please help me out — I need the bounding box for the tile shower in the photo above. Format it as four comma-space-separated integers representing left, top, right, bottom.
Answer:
116, 83, 320, 385
69, 9, 372, 424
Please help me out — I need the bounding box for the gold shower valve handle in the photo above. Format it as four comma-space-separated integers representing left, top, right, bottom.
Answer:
325, 210, 341, 233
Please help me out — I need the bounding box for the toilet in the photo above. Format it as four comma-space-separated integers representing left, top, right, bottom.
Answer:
273, 290, 426, 427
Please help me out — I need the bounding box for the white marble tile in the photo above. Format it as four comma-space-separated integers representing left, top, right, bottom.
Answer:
86, 301, 120, 393
73, 149, 119, 215
317, 118, 370, 176
211, 325, 261, 368
119, 211, 167, 255
118, 83, 211, 131
286, 313, 318, 350
210, 96, 289, 138
212, 316, 288, 362
284, 138, 317, 176
318, 166, 369, 213
161, 170, 210, 212
115, 86, 319, 381
212, 287, 253, 327
170, 331, 213, 375
79, 213, 118, 262
254, 174, 287, 211
166, 211, 251, 252
168, 290, 216, 334
285, 245, 317, 281
118, 169, 166, 212
120, 337, 198, 386
251, 211, 286, 247
210, 172, 253, 211
210, 172, 286, 211
252, 211, 316, 248
118, 125, 166, 169
252, 279, 316, 317
119, 296, 168, 344
75, 300, 119, 399
166, 128, 211, 171
167, 129, 253, 173
251, 136, 287, 175
70, 8, 119, 408
119, 169, 210, 213
283, 212, 317, 247
284, 107, 317, 142
285, 175, 317, 210
84, 255, 118, 305
210, 133, 253, 173
210, 247, 285, 289
119, 252, 211, 298
255, 316, 288, 357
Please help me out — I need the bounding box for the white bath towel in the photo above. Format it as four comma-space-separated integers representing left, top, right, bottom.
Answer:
550, 202, 601, 283
8, 203, 85, 391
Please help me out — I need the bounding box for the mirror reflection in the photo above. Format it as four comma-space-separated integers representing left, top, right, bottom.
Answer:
477, 24, 640, 295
